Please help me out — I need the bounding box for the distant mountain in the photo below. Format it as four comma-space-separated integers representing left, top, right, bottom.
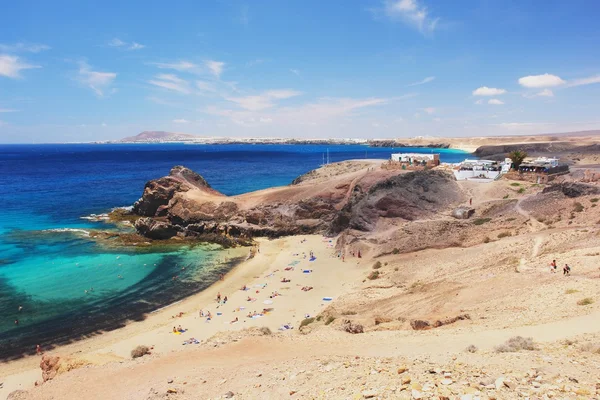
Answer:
120, 131, 198, 143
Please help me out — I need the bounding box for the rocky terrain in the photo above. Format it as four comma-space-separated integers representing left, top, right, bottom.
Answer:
129, 162, 466, 247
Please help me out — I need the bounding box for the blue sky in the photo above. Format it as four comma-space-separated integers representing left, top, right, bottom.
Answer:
1, 0, 600, 143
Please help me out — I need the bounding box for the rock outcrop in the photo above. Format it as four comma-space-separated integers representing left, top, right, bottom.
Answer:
129, 165, 464, 246
452, 206, 475, 219
542, 182, 600, 198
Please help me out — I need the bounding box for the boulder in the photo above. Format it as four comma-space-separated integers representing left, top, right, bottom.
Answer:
542, 182, 600, 198
452, 206, 474, 219
410, 320, 431, 330
134, 218, 180, 240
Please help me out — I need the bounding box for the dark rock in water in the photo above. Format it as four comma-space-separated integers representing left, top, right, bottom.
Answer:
135, 218, 180, 239
452, 206, 475, 219
542, 182, 600, 198
132, 166, 215, 217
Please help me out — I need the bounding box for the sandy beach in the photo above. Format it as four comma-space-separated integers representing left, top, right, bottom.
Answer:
0, 234, 363, 397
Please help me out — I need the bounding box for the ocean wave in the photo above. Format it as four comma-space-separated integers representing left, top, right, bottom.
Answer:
111, 206, 133, 212
43, 228, 91, 237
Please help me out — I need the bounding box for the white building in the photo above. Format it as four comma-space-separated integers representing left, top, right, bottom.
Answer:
453, 158, 512, 181
390, 153, 440, 166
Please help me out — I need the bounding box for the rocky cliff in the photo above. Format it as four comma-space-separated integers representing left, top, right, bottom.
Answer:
129, 163, 463, 245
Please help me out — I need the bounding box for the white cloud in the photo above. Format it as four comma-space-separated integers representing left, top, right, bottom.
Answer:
153, 60, 198, 72
129, 42, 145, 50
173, 118, 190, 124
0, 54, 40, 78
77, 62, 117, 97
259, 117, 273, 123
108, 38, 126, 47
536, 89, 554, 97
0, 42, 50, 53
384, 0, 439, 34
226, 89, 302, 111
0, 108, 18, 112
518, 73, 565, 88
109, 38, 145, 51
148, 74, 190, 94
196, 80, 218, 93
488, 99, 504, 105
422, 107, 435, 114
290, 69, 300, 76
407, 76, 435, 86
472, 86, 506, 96
566, 75, 600, 88
205, 60, 225, 78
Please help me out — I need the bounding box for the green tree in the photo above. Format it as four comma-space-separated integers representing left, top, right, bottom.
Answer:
508, 150, 528, 169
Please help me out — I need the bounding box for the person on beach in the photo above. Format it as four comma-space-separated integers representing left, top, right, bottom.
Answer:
173, 327, 177, 333
563, 264, 571, 275
36, 344, 42, 355
220, 273, 224, 281
230, 317, 238, 324
550, 260, 557, 273
216, 292, 221, 302
223, 296, 228, 304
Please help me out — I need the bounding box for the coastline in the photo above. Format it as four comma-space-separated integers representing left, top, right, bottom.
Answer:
0, 234, 362, 397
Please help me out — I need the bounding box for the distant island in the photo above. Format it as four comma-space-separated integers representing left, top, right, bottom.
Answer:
105, 129, 600, 154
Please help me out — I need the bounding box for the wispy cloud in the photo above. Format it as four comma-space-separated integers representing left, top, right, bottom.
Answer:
226, 89, 302, 111
566, 74, 600, 88
0, 42, 50, 53
148, 74, 190, 94
422, 107, 435, 114
488, 99, 504, 105
205, 60, 225, 78
0, 108, 19, 113
536, 89, 554, 97
153, 61, 198, 72
76, 61, 117, 97
383, 0, 439, 34
407, 76, 435, 86
173, 118, 190, 124
108, 38, 146, 50
472, 86, 506, 96
290, 69, 301, 76
0, 54, 41, 78
245, 59, 264, 68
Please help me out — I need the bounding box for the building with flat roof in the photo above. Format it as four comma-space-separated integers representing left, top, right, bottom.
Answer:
390, 153, 440, 167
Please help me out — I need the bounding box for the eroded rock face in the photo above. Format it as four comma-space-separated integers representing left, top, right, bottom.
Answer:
452, 206, 475, 219
132, 166, 214, 217
131, 167, 464, 246
329, 170, 463, 234
542, 182, 600, 198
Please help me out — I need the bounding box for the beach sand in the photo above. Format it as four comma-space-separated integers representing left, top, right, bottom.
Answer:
0, 234, 363, 397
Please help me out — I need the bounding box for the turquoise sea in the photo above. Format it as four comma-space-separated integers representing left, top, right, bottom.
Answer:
0, 143, 469, 359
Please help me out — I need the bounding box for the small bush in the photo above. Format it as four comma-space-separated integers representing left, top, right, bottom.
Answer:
565, 289, 579, 294
592, 204, 597, 208
259, 326, 272, 335
591, 198, 599, 203
367, 270, 380, 280
518, 187, 526, 194
536, 217, 545, 223
392, 248, 400, 255
316, 315, 323, 321
577, 297, 594, 306
503, 194, 510, 199
510, 182, 521, 187
341, 310, 357, 316
473, 218, 492, 226
495, 336, 536, 353
131, 345, 150, 359
300, 317, 315, 328
465, 344, 478, 353
498, 231, 512, 239
394, 267, 399, 271
574, 202, 584, 212
372, 261, 382, 269
506, 217, 516, 221
325, 316, 336, 325
384, 262, 388, 266
483, 236, 490, 243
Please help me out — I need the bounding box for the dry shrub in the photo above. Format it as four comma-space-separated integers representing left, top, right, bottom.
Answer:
465, 344, 478, 353
131, 345, 150, 359
577, 297, 594, 306
574, 202, 584, 212
473, 218, 492, 226
565, 289, 579, 294
372, 261, 382, 269
341, 310, 357, 316
259, 326, 272, 335
341, 319, 364, 334
367, 270, 380, 280
300, 317, 315, 328
483, 236, 490, 243
374, 316, 392, 325
495, 336, 536, 353
498, 231, 512, 239
325, 316, 336, 325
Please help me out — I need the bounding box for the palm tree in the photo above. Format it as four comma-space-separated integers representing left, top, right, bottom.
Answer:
508, 150, 528, 169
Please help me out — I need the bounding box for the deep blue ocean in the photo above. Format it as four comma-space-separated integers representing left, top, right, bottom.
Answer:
0, 143, 469, 358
